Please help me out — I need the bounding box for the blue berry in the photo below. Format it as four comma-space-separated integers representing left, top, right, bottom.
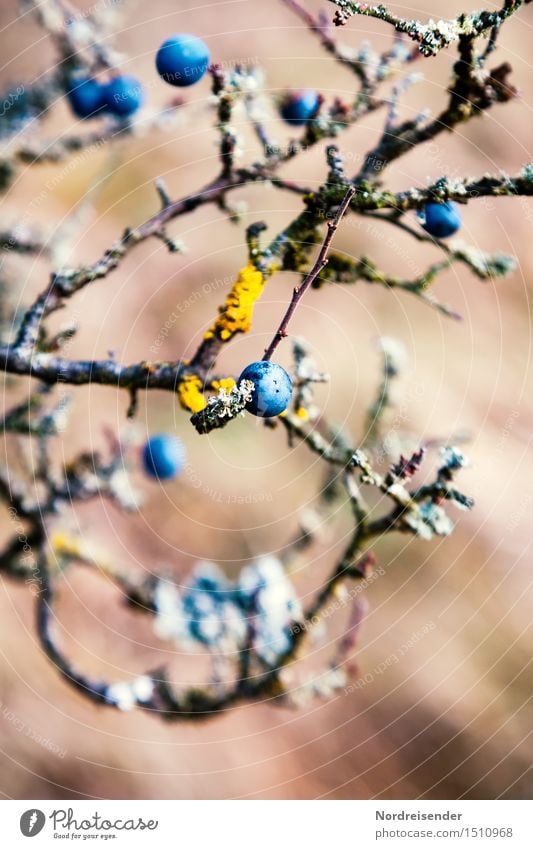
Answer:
238, 361, 293, 418
419, 201, 462, 238
142, 434, 185, 480
280, 90, 320, 126
156, 34, 210, 87
183, 565, 230, 646
66, 76, 106, 119
105, 75, 144, 117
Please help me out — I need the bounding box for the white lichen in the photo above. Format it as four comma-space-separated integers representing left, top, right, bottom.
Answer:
153, 578, 187, 642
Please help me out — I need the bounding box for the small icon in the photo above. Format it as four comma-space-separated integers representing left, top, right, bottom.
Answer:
20, 809, 46, 837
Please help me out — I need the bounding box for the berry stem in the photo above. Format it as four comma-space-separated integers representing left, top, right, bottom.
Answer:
262, 184, 355, 361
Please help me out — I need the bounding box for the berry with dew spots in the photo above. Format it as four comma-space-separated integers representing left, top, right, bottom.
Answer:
238, 361, 293, 417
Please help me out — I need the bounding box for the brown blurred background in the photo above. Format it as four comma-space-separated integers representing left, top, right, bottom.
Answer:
0, 0, 531, 799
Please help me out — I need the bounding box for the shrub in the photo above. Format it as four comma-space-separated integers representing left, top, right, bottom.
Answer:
0, 0, 531, 720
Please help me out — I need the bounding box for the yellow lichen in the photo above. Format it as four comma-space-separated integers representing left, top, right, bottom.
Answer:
51, 532, 104, 567
52, 532, 116, 576
51, 531, 84, 560
177, 374, 207, 412
204, 264, 265, 342
210, 377, 236, 393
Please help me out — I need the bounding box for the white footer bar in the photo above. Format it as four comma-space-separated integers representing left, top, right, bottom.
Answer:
2, 799, 531, 848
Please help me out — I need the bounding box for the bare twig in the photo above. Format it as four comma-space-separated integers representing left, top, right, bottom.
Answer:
329, 0, 526, 56
263, 185, 355, 361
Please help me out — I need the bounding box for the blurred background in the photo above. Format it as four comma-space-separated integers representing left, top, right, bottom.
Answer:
0, 0, 531, 800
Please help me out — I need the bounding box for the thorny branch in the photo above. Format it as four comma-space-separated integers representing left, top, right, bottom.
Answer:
329, 0, 529, 56
263, 185, 356, 362
0, 0, 528, 718
0, 355, 473, 718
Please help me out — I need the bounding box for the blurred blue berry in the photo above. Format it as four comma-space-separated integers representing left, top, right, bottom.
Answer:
142, 434, 185, 480
66, 76, 106, 119
419, 201, 462, 238
156, 34, 210, 87
280, 90, 320, 126
105, 75, 144, 117
183, 563, 245, 647
238, 361, 293, 417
